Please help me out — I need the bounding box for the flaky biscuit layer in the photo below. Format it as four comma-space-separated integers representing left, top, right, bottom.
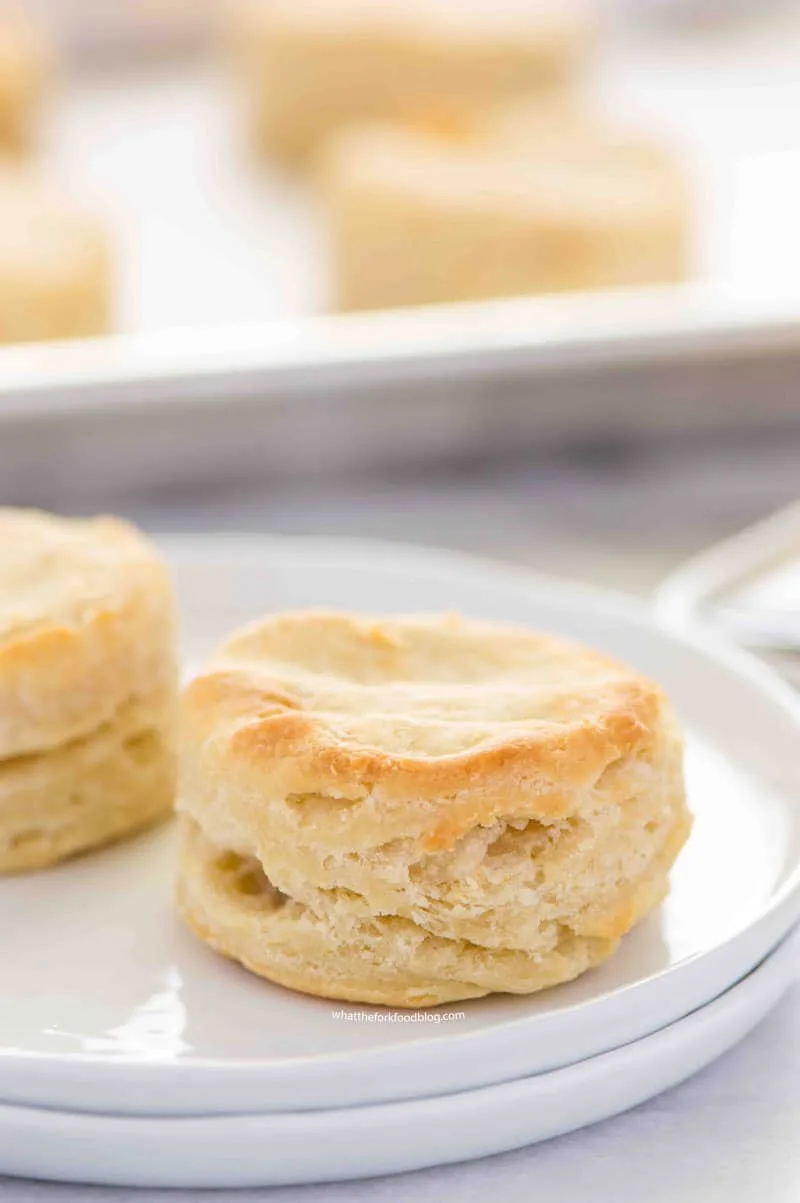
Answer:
0, 688, 177, 873
177, 811, 688, 1007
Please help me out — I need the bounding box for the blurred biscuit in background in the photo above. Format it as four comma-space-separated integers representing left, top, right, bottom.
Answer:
0, 511, 178, 872
0, 169, 112, 342
229, 0, 594, 167
320, 101, 690, 311
0, 7, 51, 154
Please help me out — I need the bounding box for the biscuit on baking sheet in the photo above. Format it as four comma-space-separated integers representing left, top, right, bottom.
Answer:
0, 510, 178, 872
0, 9, 49, 155
321, 105, 690, 311
230, 0, 593, 166
177, 611, 691, 1007
0, 170, 111, 344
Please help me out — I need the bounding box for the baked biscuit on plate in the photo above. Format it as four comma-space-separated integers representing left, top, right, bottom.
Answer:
177, 610, 690, 1006
0, 510, 178, 872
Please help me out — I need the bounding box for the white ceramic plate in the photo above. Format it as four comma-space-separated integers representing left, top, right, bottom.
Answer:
1, 536, 800, 1117
0, 927, 796, 1189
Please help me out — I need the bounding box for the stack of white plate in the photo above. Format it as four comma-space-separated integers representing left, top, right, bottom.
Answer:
2, 537, 799, 1190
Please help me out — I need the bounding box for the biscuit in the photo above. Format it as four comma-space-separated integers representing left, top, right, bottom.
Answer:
0, 170, 111, 343
320, 104, 689, 311
0, 510, 174, 759
177, 611, 690, 1006
230, 0, 593, 166
0, 10, 49, 155
0, 689, 176, 873
0, 510, 178, 871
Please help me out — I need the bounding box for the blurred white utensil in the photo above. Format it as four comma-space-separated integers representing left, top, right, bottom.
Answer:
657, 501, 800, 684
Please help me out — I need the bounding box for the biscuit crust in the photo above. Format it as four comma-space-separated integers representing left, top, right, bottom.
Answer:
178, 611, 691, 1006
181, 610, 668, 827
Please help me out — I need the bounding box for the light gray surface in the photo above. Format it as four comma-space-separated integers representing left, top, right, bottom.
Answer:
7, 423, 797, 595
1, 973, 798, 1201
125, 432, 800, 595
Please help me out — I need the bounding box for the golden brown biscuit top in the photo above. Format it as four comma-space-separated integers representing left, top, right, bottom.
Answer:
0, 509, 174, 758
182, 610, 666, 813
0, 510, 159, 637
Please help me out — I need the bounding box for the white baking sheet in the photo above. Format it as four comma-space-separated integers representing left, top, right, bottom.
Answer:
4, 9, 800, 418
